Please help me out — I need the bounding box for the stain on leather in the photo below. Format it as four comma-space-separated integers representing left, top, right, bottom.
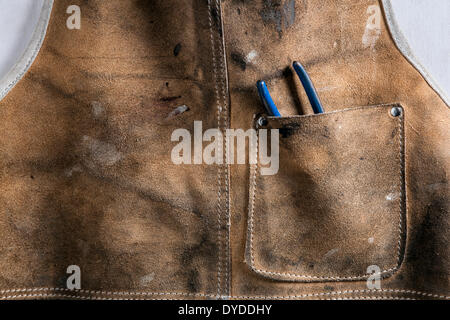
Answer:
231, 52, 247, 71
279, 122, 301, 138
260, 0, 296, 38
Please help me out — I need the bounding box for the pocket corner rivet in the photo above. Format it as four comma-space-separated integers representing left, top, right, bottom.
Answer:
257, 116, 268, 127
390, 106, 402, 117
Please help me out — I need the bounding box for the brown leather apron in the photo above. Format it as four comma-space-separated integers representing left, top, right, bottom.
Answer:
0, 0, 448, 300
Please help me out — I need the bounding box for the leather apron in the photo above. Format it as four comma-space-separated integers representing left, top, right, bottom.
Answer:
0, 0, 448, 300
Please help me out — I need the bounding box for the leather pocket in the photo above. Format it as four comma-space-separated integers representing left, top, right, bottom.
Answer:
245, 104, 406, 282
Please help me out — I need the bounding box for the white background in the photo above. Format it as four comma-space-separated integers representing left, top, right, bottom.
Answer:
0, 0, 44, 81
0, 0, 449, 98
389, 0, 450, 100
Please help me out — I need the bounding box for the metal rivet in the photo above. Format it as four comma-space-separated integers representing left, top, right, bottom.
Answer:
390, 106, 402, 117
257, 116, 268, 127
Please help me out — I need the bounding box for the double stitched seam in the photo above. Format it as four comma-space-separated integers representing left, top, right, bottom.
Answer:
395, 107, 406, 272
217, 0, 231, 297
248, 105, 405, 280
0, 288, 448, 300
233, 288, 450, 299
0, 294, 206, 301
324, 296, 416, 300
0, 288, 212, 297
215, 0, 231, 297
207, 0, 229, 297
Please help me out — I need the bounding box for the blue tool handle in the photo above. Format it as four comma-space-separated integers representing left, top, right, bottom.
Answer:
257, 80, 281, 117
293, 61, 324, 114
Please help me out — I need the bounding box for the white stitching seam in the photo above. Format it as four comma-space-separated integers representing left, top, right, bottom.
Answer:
0, 288, 448, 300
214, 0, 231, 297
208, 0, 229, 296
247, 105, 406, 280
207, 0, 223, 297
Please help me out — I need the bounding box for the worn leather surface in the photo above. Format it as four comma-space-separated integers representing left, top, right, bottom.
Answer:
0, 0, 448, 299
224, 0, 449, 299
246, 105, 406, 282
0, 0, 229, 299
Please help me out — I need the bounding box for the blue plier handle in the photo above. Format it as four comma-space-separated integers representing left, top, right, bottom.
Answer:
257, 61, 324, 116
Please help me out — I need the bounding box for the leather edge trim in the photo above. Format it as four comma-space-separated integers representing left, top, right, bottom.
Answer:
381, 0, 450, 107
0, 0, 54, 102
